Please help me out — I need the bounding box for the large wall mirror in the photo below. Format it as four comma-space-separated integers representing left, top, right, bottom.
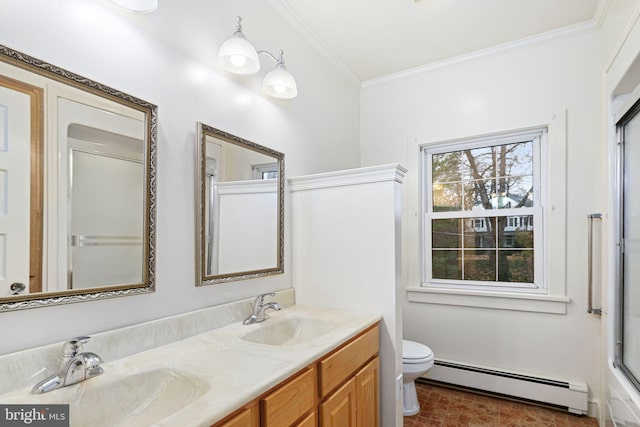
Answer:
0, 44, 157, 311
195, 123, 284, 285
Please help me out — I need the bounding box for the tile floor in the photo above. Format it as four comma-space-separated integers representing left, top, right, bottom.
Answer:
403, 381, 599, 427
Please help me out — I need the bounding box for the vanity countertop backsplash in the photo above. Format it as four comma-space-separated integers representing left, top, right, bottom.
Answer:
0, 288, 381, 426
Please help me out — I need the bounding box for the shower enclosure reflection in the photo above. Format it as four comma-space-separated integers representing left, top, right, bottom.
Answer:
63, 101, 144, 289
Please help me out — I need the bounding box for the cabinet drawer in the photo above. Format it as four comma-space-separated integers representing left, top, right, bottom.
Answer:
319, 325, 379, 397
262, 366, 316, 427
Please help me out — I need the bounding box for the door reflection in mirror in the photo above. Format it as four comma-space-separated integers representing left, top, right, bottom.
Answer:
0, 78, 36, 297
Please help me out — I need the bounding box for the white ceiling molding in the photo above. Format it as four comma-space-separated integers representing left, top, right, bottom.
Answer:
594, 0, 612, 28
604, 0, 640, 73
362, 20, 599, 88
266, 0, 361, 85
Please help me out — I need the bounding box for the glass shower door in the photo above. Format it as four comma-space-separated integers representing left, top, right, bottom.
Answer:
617, 103, 640, 391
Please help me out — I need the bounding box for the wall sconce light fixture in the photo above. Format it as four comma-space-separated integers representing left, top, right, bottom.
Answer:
217, 17, 298, 99
109, 0, 158, 13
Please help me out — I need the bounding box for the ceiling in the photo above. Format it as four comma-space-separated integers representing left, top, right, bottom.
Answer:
268, 0, 604, 82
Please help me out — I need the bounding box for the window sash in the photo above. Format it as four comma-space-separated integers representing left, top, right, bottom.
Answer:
421, 130, 545, 291
424, 207, 543, 290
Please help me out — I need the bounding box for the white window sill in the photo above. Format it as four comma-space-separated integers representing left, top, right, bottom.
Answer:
406, 286, 570, 314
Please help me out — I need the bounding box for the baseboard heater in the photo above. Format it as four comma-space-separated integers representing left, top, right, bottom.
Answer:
424, 359, 588, 415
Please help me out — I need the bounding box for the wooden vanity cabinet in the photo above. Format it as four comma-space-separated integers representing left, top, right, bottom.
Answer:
212, 324, 379, 427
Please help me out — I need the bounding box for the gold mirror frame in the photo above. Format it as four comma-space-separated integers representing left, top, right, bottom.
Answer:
195, 122, 284, 285
0, 44, 157, 311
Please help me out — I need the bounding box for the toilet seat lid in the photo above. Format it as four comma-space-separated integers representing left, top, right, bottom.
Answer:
403, 340, 433, 362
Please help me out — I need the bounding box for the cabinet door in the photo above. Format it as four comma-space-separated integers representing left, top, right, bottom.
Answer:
320, 377, 356, 427
216, 403, 259, 427
296, 411, 317, 427
356, 357, 379, 427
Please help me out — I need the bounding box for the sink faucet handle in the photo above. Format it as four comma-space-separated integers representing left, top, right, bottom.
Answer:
62, 336, 91, 357
254, 292, 276, 307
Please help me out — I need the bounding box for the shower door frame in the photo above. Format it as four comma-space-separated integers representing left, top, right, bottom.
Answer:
614, 98, 640, 393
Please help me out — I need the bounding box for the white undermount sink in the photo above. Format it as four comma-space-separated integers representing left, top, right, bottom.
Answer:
30, 368, 209, 427
240, 316, 338, 346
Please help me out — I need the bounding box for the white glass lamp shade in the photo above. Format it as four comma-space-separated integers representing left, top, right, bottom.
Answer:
262, 66, 297, 99
217, 35, 260, 75
109, 0, 158, 12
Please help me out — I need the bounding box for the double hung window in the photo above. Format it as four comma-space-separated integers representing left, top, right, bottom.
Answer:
422, 129, 545, 291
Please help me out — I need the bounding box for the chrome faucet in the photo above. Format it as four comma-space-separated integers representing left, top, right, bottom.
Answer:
31, 336, 104, 394
243, 293, 281, 325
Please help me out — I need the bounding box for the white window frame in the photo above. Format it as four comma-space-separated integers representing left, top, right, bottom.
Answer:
421, 128, 547, 293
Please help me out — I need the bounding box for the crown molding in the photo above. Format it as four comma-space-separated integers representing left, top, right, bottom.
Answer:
267, 1, 604, 89
362, 20, 599, 88
603, 0, 640, 73
266, 0, 361, 85
594, 0, 612, 28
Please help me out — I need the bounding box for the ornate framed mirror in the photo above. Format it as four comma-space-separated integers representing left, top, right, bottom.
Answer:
0, 44, 157, 311
195, 122, 284, 285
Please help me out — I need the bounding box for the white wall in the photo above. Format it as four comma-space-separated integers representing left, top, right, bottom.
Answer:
361, 28, 606, 410
0, 0, 360, 355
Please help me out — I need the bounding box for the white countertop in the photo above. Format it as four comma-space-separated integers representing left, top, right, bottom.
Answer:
0, 305, 381, 427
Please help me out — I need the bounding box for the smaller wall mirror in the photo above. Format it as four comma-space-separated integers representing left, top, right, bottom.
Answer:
195, 123, 284, 285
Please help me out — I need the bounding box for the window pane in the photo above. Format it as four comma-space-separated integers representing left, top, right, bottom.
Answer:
507, 175, 533, 207
462, 141, 533, 211
463, 250, 496, 281
432, 219, 461, 248
463, 217, 496, 248
509, 141, 534, 176
497, 250, 534, 283
464, 179, 495, 210
432, 151, 463, 183
498, 215, 534, 248
463, 146, 494, 181
262, 171, 278, 179
432, 250, 461, 279
432, 182, 462, 212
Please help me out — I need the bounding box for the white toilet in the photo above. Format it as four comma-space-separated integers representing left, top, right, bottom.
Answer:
402, 339, 434, 416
